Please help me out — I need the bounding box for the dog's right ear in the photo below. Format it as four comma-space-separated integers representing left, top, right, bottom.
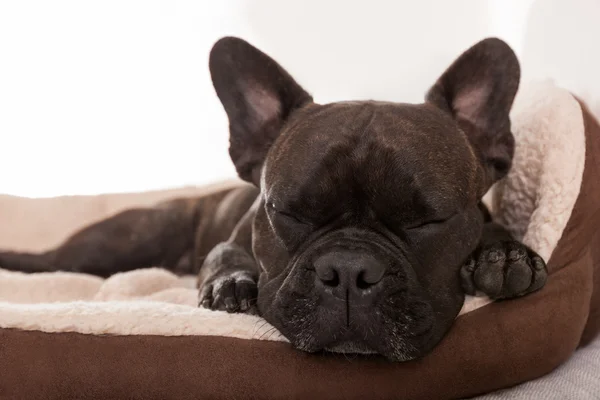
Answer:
209, 37, 312, 186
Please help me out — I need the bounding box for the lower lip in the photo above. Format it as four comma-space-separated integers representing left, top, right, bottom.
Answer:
324, 341, 378, 355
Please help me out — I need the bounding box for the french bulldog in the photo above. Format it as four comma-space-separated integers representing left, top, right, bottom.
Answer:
0, 36, 547, 362
196, 36, 548, 361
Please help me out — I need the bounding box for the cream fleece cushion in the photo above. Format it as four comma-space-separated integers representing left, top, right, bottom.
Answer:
0, 81, 585, 342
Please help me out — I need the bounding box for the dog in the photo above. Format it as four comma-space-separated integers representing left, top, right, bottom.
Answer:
0, 37, 547, 362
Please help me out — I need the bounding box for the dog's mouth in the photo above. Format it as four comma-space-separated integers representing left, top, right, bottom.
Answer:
260, 285, 439, 362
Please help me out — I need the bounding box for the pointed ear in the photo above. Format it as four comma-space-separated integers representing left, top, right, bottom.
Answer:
209, 37, 312, 185
426, 38, 520, 192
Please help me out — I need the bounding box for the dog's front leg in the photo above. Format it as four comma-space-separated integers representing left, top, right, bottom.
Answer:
197, 199, 259, 314
460, 203, 548, 300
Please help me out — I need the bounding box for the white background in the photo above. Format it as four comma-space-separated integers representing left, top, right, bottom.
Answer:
1, 0, 598, 197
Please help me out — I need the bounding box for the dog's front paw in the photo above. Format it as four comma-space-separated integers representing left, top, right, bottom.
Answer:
199, 270, 258, 314
460, 240, 547, 300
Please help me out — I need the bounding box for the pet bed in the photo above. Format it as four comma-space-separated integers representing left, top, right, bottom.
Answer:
0, 81, 599, 400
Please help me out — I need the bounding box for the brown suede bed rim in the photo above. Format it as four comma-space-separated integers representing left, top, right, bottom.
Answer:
0, 253, 592, 400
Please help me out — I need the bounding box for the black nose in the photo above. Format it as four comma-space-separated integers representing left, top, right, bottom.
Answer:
314, 251, 386, 294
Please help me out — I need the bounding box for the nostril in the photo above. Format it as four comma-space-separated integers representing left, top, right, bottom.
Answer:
356, 271, 372, 289
356, 261, 385, 289
315, 259, 341, 287
322, 270, 340, 287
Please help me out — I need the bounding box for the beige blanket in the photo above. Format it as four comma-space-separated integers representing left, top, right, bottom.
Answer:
0, 81, 585, 343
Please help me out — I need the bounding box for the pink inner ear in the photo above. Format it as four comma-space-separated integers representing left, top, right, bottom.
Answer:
453, 84, 491, 126
241, 80, 282, 128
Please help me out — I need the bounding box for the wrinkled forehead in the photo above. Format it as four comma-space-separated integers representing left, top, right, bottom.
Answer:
263, 101, 480, 212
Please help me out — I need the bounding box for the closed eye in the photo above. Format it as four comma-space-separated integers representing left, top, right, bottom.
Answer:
278, 211, 306, 223
405, 219, 447, 230
267, 202, 312, 225
405, 213, 457, 230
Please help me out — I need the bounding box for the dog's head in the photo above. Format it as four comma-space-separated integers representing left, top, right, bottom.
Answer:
209, 37, 519, 361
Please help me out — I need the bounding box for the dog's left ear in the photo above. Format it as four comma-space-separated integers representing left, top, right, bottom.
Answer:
426, 38, 520, 194
209, 37, 312, 186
